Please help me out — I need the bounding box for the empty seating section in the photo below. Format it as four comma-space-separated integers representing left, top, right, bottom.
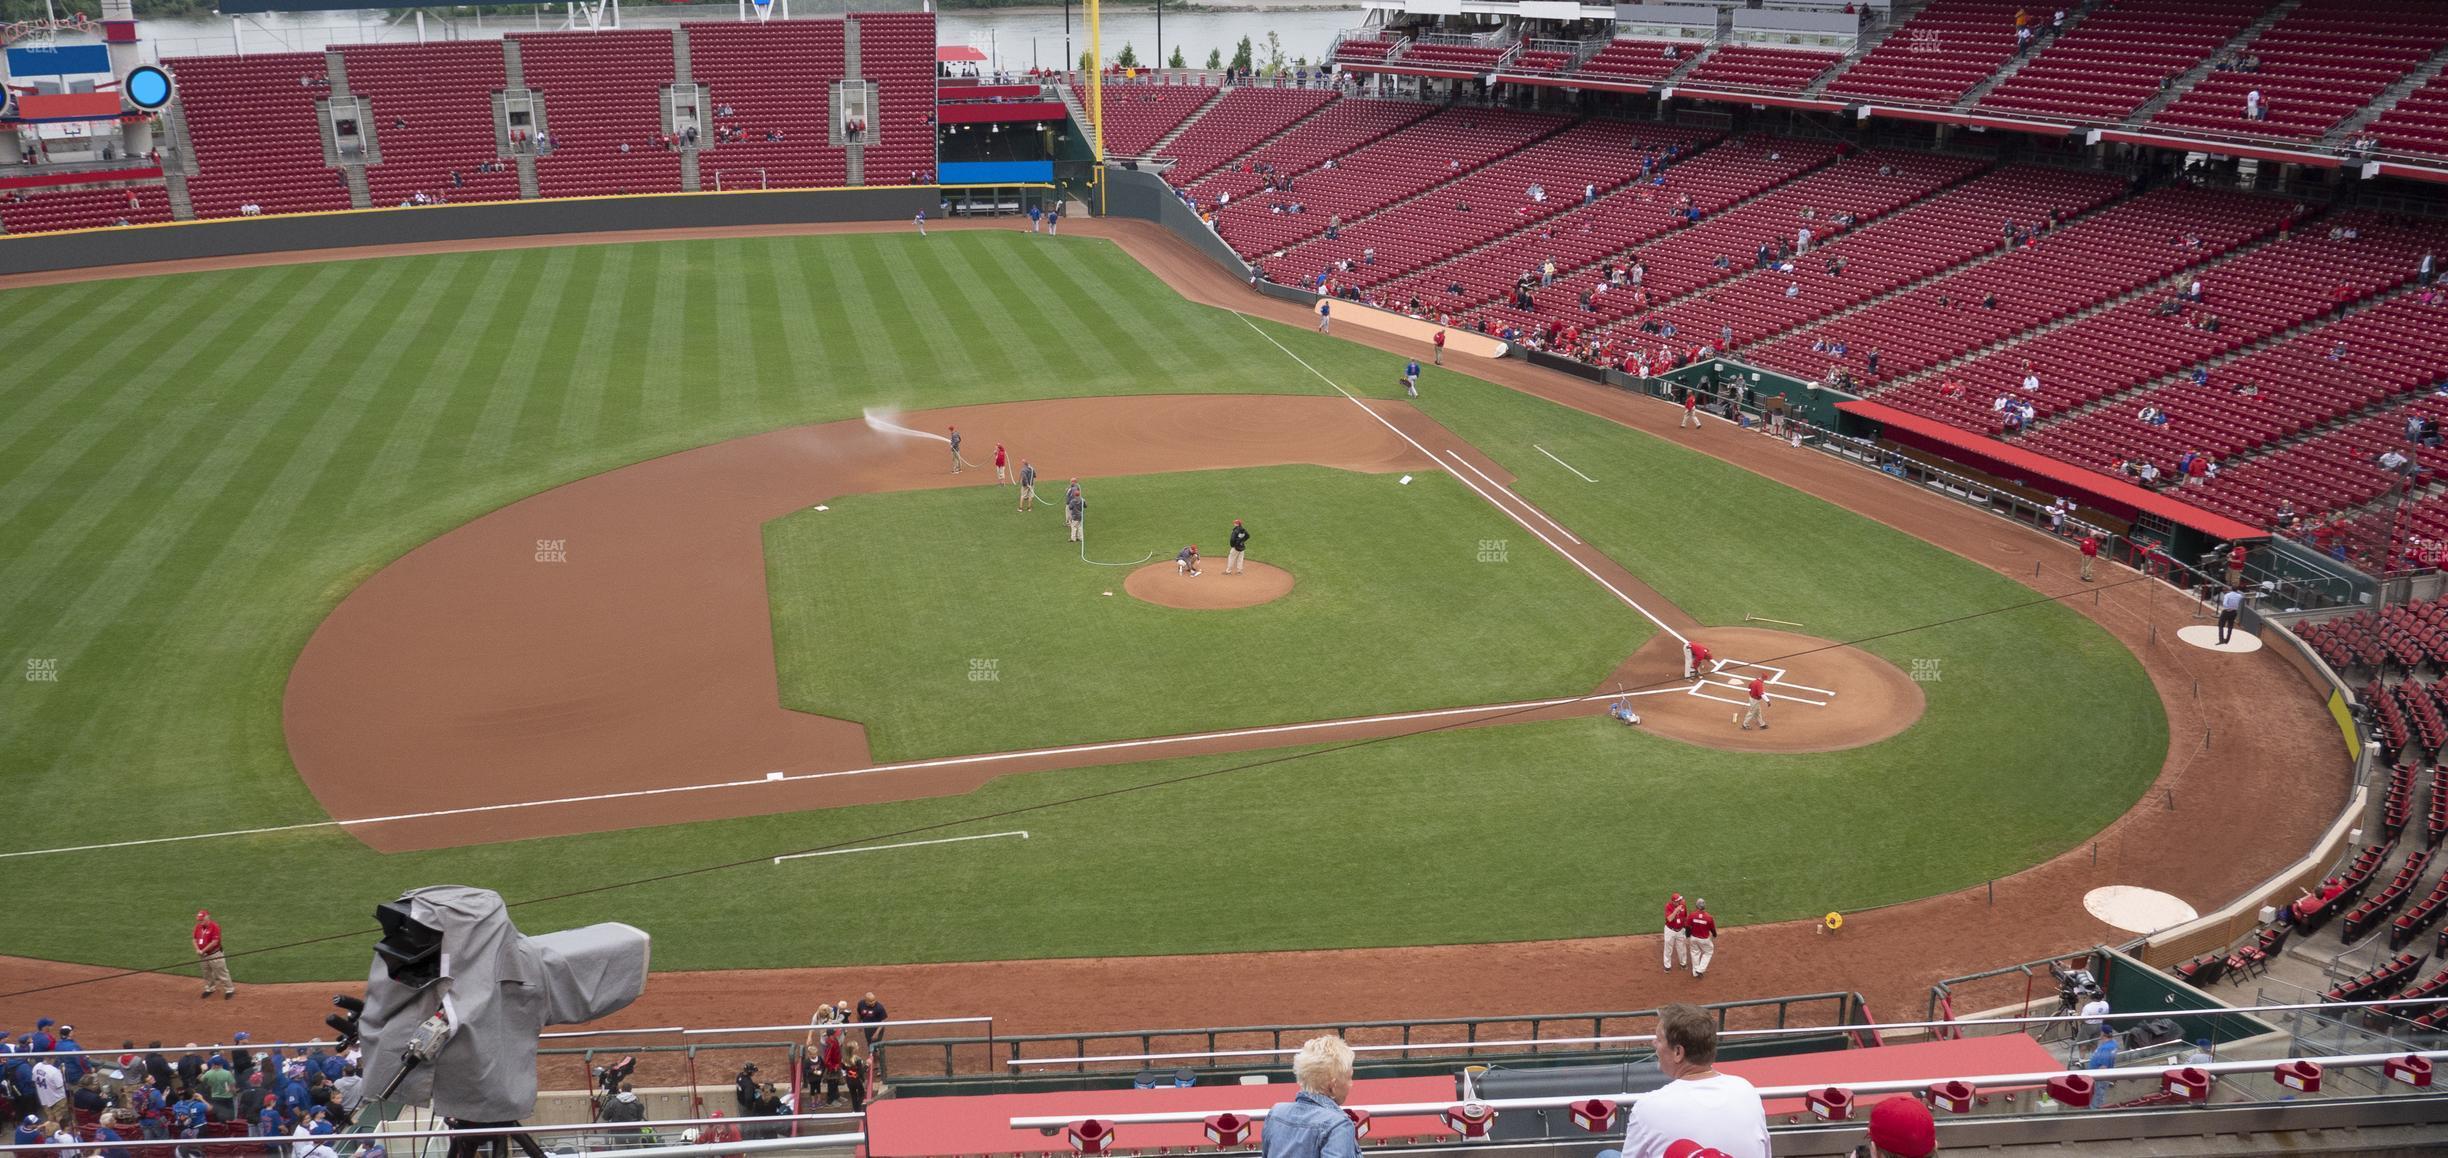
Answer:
1572, 38, 1693, 85
1332, 35, 1401, 66
1472, 140, 1858, 337
2193, 393, 2448, 531
1504, 48, 1578, 76
1262, 119, 1653, 288
168, 52, 352, 218
1397, 41, 1511, 71
1822, 0, 2025, 105
2152, 0, 2448, 139
514, 29, 682, 196
0, 186, 172, 233
1156, 87, 1337, 180
1180, 98, 1431, 206
1658, 167, 2122, 357
2369, 72, 2448, 161
1682, 45, 1843, 93
341, 42, 519, 207
1977, 0, 2265, 121
686, 21, 849, 190
1887, 214, 2444, 434
1748, 188, 2288, 386
2025, 292, 2448, 504
852, 11, 939, 184
1076, 83, 1216, 156
1382, 127, 1727, 318
1547, 149, 1975, 342
1212, 107, 1564, 258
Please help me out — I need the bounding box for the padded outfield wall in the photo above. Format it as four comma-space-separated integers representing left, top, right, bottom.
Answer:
0, 186, 939, 277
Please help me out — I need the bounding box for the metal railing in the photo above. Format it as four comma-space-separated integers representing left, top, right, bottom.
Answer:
879, 995, 1856, 1083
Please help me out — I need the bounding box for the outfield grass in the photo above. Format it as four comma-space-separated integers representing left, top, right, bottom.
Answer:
767, 466, 1649, 758
0, 232, 2164, 980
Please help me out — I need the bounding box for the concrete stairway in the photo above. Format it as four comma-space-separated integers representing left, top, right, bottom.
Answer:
2130, 0, 2301, 123
503, 37, 525, 88
324, 49, 350, 97
1803, 0, 1933, 97
2328, 40, 2448, 146
162, 170, 195, 220
1958, 3, 2097, 108
341, 165, 371, 209
1142, 86, 1229, 160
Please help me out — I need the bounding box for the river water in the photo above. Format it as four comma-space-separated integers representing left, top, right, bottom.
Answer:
135, 3, 1364, 71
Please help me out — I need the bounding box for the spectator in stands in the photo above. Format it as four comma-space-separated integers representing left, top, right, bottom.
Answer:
1867, 1095, 1938, 1158
2246, 90, 2264, 121
1608, 1005, 1766, 1158
2275, 499, 2298, 530
1261, 1037, 1360, 1158
2422, 253, 2438, 288
600, 1082, 646, 1144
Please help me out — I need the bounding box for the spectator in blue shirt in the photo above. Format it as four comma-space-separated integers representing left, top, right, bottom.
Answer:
1260, 1037, 1360, 1158
257, 1100, 287, 1139
55, 1027, 87, 1085
96, 1113, 133, 1158
15, 1116, 45, 1147
173, 1091, 209, 1133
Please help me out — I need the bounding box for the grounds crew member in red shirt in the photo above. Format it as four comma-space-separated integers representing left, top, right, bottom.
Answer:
1680, 389, 1704, 429
1684, 639, 1713, 682
2225, 543, 2248, 587
2079, 534, 2099, 582
1432, 328, 1447, 366
1740, 676, 1769, 731
994, 443, 1009, 485
1685, 899, 1718, 978
1663, 892, 1690, 972
193, 910, 234, 1000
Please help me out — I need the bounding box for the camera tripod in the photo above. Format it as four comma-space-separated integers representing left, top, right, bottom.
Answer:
444, 1121, 549, 1158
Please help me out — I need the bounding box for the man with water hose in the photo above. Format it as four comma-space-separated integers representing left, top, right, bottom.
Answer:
1066, 480, 1086, 543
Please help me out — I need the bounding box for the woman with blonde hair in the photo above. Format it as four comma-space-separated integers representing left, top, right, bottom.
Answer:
1261, 1037, 1359, 1158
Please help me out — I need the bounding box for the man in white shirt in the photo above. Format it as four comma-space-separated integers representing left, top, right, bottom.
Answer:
2080, 995, 2112, 1040
31, 1059, 65, 1115
1616, 1006, 1769, 1158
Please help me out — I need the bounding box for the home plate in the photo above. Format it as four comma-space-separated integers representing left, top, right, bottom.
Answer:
2083, 885, 2199, 934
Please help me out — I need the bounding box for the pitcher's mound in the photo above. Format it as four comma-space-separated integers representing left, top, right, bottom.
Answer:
1125, 561, 1295, 609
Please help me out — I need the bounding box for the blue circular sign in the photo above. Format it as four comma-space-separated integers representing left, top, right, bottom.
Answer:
126, 66, 172, 110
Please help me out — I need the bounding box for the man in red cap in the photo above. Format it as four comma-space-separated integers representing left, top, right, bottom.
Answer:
2079, 534, 2099, 582
1866, 1095, 1936, 1157
1684, 640, 1711, 683
193, 910, 234, 1000
1740, 677, 1769, 731
1662, 893, 1689, 973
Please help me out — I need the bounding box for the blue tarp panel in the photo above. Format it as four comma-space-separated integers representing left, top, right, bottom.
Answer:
938, 161, 1053, 185
8, 45, 113, 77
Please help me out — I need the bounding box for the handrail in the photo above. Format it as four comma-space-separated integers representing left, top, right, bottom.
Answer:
991, 997, 2444, 1070
1005, 1049, 2448, 1129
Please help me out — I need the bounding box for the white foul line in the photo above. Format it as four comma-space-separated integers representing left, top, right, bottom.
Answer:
1443, 449, 1581, 545
773, 830, 1029, 864
0, 688, 1648, 860
1534, 445, 1598, 483
1232, 312, 1685, 646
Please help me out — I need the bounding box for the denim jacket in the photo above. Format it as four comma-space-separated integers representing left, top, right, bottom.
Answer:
1262, 1090, 1360, 1158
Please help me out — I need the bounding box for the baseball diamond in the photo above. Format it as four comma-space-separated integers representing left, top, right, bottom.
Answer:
1, 13, 2425, 1142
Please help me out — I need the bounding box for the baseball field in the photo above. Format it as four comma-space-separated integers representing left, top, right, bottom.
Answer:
0, 225, 2174, 992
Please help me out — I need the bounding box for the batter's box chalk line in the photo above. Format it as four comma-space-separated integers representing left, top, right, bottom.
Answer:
1690, 659, 1835, 708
